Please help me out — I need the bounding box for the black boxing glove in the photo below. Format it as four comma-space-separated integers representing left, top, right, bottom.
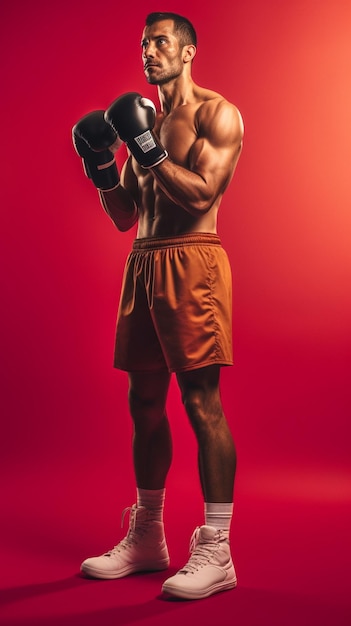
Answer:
105, 92, 168, 168
72, 110, 120, 190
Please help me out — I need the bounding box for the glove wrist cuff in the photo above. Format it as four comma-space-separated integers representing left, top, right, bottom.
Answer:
141, 151, 168, 169
99, 182, 121, 192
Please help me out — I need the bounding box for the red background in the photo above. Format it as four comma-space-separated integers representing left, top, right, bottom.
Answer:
1, 0, 350, 624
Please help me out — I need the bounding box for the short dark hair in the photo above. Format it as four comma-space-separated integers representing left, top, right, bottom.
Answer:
145, 12, 197, 47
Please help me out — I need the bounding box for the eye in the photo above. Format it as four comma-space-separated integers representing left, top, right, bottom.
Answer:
157, 37, 167, 46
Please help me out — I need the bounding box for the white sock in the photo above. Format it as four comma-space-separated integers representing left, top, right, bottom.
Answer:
137, 488, 165, 521
204, 502, 233, 537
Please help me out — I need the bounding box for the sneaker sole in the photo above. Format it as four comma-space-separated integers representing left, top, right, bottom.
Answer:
162, 577, 237, 600
81, 558, 170, 580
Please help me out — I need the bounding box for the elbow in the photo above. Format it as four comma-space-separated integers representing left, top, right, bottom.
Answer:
186, 196, 213, 216
186, 181, 216, 215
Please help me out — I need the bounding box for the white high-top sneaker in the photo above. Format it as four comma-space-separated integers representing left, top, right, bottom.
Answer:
81, 505, 170, 579
162, 525, 237, 600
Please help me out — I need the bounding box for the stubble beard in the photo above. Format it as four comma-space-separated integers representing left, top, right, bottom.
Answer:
145, 62, 183, 86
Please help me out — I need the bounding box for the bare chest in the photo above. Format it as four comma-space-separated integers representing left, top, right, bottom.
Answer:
155, 107, 199, 166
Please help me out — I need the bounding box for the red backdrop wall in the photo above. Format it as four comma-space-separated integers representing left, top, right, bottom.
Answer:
1, 0, 351, 594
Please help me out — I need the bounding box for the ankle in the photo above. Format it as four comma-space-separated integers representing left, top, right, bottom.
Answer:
137, 488, 166, 522
204, 502, 233, 538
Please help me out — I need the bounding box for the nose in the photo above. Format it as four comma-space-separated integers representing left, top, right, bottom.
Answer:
142, 41, 155, 59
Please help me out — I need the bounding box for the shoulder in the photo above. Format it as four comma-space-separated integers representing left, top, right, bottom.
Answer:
196, 89, 244, 143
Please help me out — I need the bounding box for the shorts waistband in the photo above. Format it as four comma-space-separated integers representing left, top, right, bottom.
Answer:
132, 232, 221, 251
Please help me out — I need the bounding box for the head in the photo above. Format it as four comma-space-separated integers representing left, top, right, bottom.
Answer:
142, 12, 197, 85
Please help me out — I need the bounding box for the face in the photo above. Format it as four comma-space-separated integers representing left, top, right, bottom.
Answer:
141, 20, 185, 85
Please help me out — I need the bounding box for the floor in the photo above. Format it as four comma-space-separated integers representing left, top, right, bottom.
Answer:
1, 461, 350, 626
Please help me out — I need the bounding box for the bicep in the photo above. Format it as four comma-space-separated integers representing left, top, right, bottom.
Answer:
190, 104, 244, 194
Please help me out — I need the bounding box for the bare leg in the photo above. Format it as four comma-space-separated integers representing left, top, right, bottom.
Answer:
128, 370, 172, 490
80, 369, 172, 579
176, 365, 236, 503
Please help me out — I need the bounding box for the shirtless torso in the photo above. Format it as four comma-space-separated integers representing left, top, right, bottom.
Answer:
99, 36, 243, 239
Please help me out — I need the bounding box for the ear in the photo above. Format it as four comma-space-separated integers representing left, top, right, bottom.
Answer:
183, 44, 196, 64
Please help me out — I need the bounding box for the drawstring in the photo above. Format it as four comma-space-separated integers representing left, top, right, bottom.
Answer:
131, 254, 143, 312
129, 251, 155, 312
144, 253, 155, 309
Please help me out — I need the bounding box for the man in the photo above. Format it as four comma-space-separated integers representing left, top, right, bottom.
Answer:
72, 12, 244, 600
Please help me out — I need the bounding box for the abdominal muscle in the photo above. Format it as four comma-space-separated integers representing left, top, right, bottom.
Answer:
136, 203, 219, 238
134, 173, 221, 239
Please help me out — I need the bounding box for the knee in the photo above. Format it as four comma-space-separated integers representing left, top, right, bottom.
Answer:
182, 389, 223, 435
182, 390, 202, 419
128, 372, 170, 424
128, 386, 151, 418
128, 387, 166, 428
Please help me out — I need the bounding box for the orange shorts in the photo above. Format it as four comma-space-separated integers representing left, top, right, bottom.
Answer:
114, 233, 233, 373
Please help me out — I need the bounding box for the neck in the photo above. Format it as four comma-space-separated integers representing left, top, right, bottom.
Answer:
157, 75, 196, 114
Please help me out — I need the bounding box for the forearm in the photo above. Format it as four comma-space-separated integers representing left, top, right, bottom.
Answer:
99, 186, 138, 232
150, 159, 213, 216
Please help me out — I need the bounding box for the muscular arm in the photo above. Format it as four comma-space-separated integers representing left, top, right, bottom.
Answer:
151, 99, 244, 216
98, 157, 139, 231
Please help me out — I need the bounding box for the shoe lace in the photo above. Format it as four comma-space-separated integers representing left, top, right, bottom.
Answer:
179, 527, 223, 574
105, 506, 149, 556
